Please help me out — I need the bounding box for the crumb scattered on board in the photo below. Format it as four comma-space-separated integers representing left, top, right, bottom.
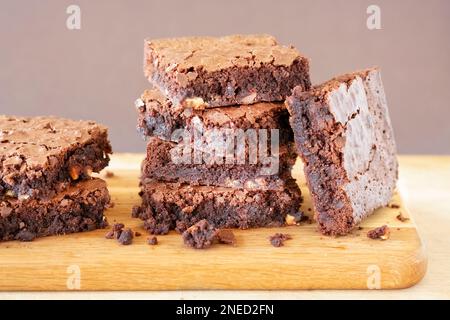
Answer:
105, 223, 133, 245
367, 225, 390, 240
182, 220, 237, 249
396, 213, 409, 222
269, 233, 292, 247
388, 203, 400, 209
216, 229, 236, 245
147, 236, 158, 245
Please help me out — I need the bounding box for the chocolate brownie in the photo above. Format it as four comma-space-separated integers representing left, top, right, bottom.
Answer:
141, 137, 297, 190
132, 179, 302, 235
144, 34, 311, 108
135, 88, 293, 143
0, 178, 110, 241
286, 68, 398, 236
0, 116, 112, 200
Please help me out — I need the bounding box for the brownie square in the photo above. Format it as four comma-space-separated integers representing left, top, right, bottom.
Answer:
286, 68, 398, 235
132, 179, 302, 235
144, 34, 311, 108
135, 88, 294, 143
141, 137, 297, 190
0, 116, 112, 200
0, 178, 110, 241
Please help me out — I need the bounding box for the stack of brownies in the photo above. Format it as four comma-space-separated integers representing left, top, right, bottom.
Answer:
132, 34, 311, 234
0, 116, 112, 241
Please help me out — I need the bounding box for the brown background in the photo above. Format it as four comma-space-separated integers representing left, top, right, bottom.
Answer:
0, 0, 449, 154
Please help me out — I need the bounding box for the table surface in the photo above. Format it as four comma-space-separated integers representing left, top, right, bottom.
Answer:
1, 155, 449, 300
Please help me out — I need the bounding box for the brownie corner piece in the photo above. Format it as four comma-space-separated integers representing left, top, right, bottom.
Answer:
0, 115, 112, 200
286, 67, 398, 235
0, 178, 110, 241
144, 34, 311, 108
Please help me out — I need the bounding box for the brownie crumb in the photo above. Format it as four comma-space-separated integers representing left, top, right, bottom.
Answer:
182, 220, 218, 249
269, 233, 292, 247
388, 204, 400, 209
135, 231, 142, 237
396, 213, 409, 222
118, 228, 134, 245
15, 230, 36, 242
216, 229, 236, 246
105, 230, 115, 239
147, 236, 158, 245
358, 226, 363, 230
367, 225, 390, 240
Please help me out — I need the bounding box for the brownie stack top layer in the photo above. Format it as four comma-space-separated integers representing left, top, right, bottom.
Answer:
286, 67, 398, 235
144, 34, 311, 108
0, 115, 112, 200
136, 88, 294, 142
141, 137, 297, 190
132, 179, 302, 235
0, 178, 110, 241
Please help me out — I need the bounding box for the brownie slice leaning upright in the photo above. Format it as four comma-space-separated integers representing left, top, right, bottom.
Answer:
286, 68, 398, 235
0, 116, 112, 200
144, 34, 311, 108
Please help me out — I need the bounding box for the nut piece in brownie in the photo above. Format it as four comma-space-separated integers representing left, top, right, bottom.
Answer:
135, 88, 293, 143
132, 180, 302, 235
0, 178, 110, 241
144, 34, 311, 108
0, 116, 112, 200
286, 68, 398, 236
141, 137, 297, 190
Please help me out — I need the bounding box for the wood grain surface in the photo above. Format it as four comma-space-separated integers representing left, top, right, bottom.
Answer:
0, 154, 427, 291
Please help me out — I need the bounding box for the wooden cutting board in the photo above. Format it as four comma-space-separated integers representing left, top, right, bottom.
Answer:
0, 154, 427, 291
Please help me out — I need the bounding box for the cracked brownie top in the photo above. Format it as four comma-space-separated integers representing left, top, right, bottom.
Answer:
144, 34, 311, 108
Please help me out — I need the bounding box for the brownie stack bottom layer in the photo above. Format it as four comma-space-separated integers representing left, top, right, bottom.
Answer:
0, 178, 110, 241
132, 179, 302, 235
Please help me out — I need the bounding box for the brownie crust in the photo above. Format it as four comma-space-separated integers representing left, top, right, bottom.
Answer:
0, 116, 112, 200
132, 180, 302, 235
0, 178, 110, 241
144, 34, 311, 108
141, 137, 297, 190
286, 68, 398, 235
